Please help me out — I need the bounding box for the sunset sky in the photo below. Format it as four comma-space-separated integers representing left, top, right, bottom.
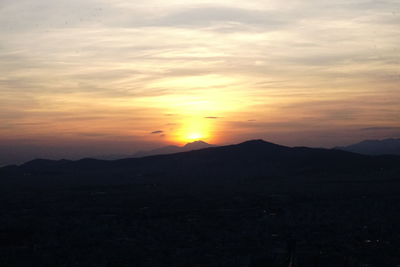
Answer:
1, 0, 399, 164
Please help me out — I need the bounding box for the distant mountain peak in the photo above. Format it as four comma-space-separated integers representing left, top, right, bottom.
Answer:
183, 140, 210, 148
185, 140, 209, 145
241, 139, 268, 144
336, 138, 400, 155
240, 139, 283, 147
132, 140, 214, 158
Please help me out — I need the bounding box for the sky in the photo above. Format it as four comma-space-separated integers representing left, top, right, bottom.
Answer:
0, 0, 399, 164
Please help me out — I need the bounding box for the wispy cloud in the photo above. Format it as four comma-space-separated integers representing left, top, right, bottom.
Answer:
361, 127, 400, 131
0, 0, 399, 160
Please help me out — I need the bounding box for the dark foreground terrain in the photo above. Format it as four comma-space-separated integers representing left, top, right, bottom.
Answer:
1, 140, 400, 266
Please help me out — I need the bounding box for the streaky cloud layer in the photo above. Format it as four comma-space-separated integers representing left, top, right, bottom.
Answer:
0, 0, 399, 163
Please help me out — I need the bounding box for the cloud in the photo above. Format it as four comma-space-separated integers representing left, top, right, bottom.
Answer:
75, 133, 111, 137
360, 127, 400, 132
1, 0, 400, 156
149, 6, 288, 29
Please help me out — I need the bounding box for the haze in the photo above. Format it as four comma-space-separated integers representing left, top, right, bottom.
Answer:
1, 0, 399, 165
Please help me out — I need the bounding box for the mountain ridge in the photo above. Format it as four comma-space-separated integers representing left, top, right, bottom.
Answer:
2, 139, 399, 184
336, 138, 400, 155
131, 140, 215, 158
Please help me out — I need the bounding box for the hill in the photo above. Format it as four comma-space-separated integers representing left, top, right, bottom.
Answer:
132, 140, 214, 158
2, 139, 400, 266
2, 139, 400, 191
336, 138, 400, 155
93, 140, 214, 160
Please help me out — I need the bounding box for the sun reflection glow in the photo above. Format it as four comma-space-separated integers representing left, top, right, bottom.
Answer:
171, 117, 213, 144
145, 87, 248, 145
186, 132, 203, 141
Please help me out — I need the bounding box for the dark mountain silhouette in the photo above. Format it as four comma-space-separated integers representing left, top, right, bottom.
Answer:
2, 139, 399, 189
336, 138, 400, 155
2, 139, 400, 266
132, 140, 215, 158
91, 141, 214, 160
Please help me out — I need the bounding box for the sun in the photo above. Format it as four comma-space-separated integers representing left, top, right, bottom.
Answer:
186, 132, 203, 141
170, 117, 213, 144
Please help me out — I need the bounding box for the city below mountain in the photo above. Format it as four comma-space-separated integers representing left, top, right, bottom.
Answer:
2, 139, 400, 266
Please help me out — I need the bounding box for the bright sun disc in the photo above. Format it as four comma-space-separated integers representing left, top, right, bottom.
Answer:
170, 117, 213, 144
187, 132, 202, 141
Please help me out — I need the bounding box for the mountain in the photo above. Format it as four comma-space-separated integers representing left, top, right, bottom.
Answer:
3, 139, 400, 265
336, 138, 400, 155
2, 139, 400, 190
91, 141, 214, 160
132, 140, 214, 158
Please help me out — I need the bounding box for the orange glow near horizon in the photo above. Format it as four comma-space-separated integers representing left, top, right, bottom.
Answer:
186, 132, 203, 141
1, 0, 400, 161
152, 92, 242, 145
170, 116, 214, 145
